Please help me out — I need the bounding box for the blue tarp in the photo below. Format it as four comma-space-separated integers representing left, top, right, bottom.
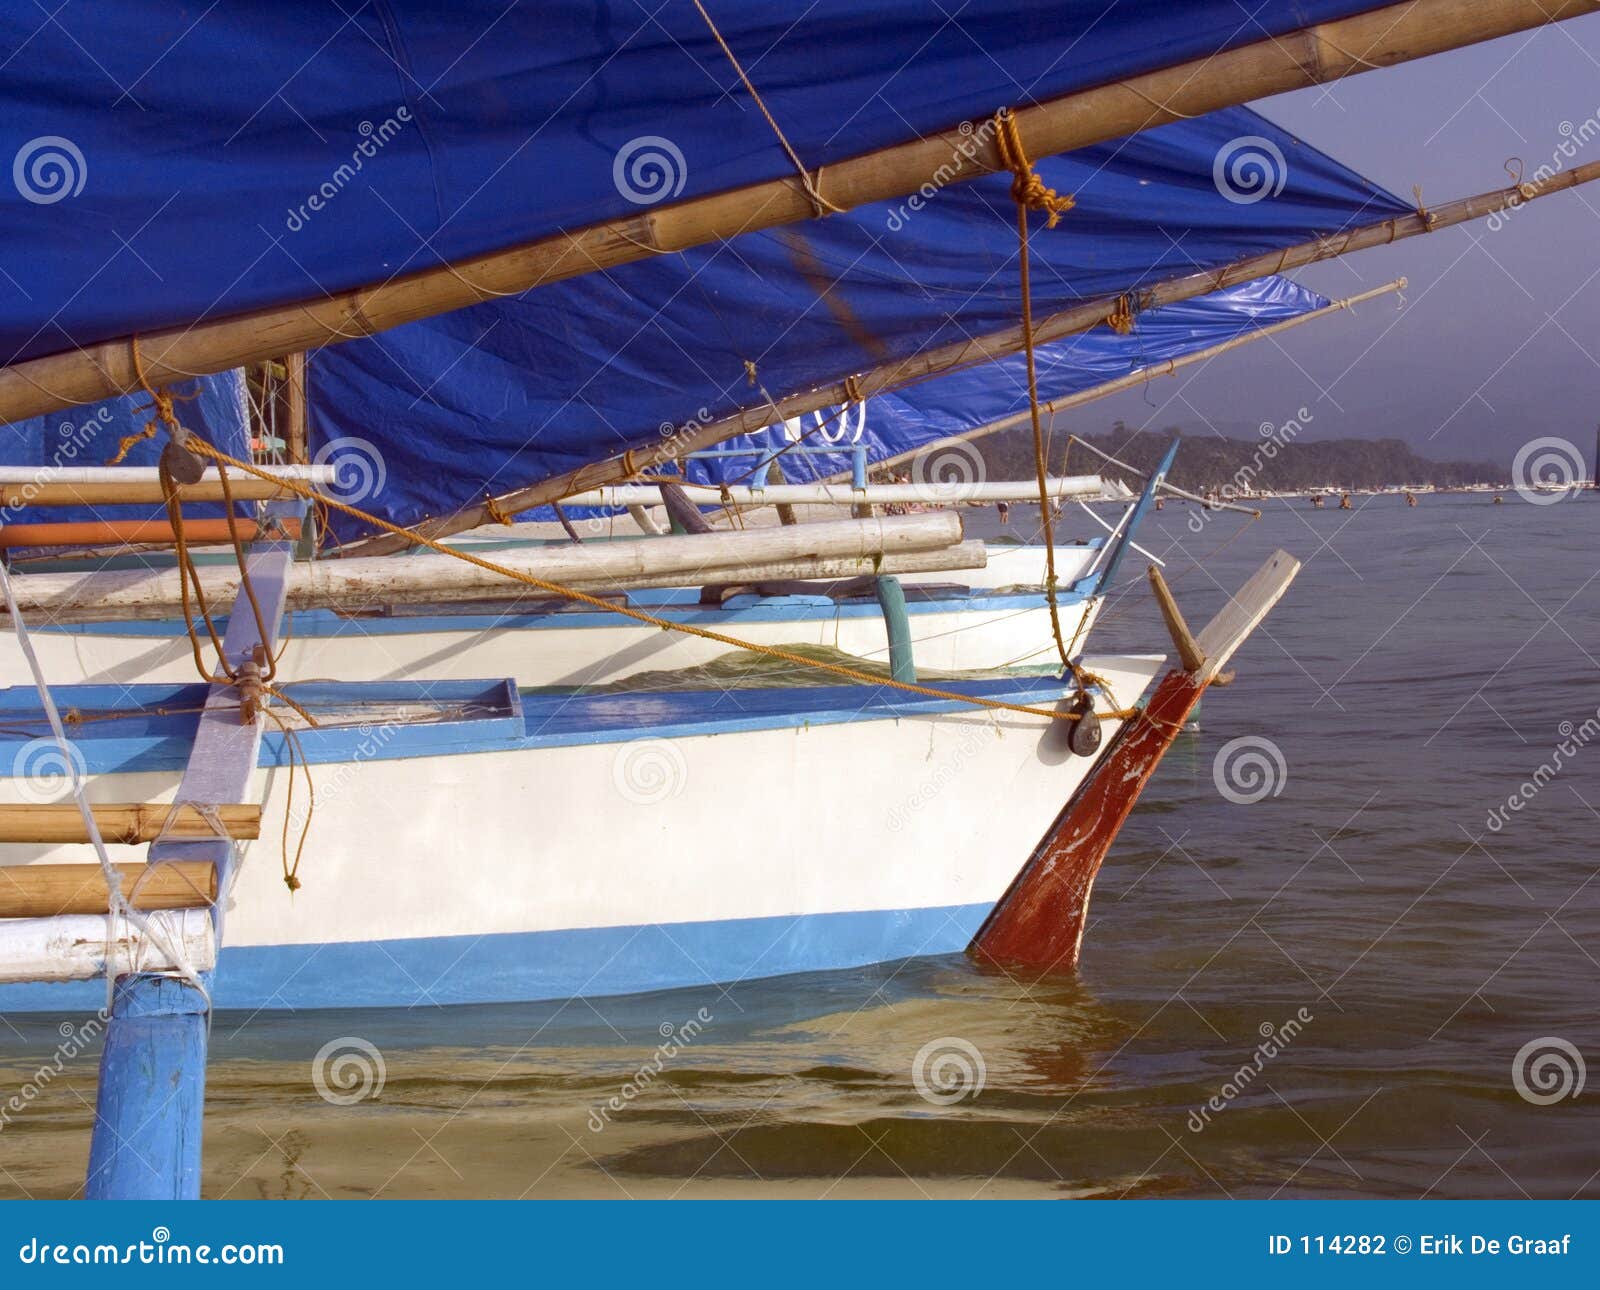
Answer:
0, 371, 253, 529
306, 106, 1405, 537
1, 1, 1392, 367
684, 275, 1330, 490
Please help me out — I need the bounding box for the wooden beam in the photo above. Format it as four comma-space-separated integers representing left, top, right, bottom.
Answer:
2, 0, 1594, 426
0, 517, 298, 550
0, 861, 217, 918
1147, 566, 1205, 673
340, 157, 1600, 558
0, 480, 302, 506
4, 512, 965, 621
0, 803, 259, 844
0, 910, 216, 985
283, 352, 308, 464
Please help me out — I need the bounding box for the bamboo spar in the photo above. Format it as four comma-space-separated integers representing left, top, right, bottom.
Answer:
850, 279, 1408, 478
341, 158, 1600, 557
1, 513, 969, 621
0, 0, 1594, 426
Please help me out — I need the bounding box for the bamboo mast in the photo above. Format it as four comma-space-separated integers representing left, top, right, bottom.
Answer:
283, 353, 309, 464
340, 160, 1600, 556
849, 279, 1407, 478
0, 0, 1593, 426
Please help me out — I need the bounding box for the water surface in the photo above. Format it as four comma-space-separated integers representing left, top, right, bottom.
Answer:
2, 494, 1596, 1199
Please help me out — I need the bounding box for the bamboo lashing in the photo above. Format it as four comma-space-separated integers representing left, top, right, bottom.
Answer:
0, 802, 260, 844
0, 861, 217, 919
1, 0, 1594, 426
338, 158, 1600, 558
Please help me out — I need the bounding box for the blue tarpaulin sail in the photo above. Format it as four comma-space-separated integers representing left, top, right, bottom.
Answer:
0, 371, 253, 529
0, 1, 1393, 367
304, 106, 1405, 537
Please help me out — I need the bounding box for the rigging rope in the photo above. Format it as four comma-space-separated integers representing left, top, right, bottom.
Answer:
993, 108, 1078, 676
181, 436, 1128, 726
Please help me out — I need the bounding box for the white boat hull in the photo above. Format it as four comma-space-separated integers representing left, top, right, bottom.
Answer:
0, 655, 1160, 1010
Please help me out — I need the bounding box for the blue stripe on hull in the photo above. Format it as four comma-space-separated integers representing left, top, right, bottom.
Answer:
0, 903, 991, 1013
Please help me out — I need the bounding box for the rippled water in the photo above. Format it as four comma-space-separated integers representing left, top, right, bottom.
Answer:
2, 493, 1597, 1199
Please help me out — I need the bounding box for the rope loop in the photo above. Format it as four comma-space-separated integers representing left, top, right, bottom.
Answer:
1104, 294, 1135, 335
993, 108, 1075, 229
483, 492, 515, 526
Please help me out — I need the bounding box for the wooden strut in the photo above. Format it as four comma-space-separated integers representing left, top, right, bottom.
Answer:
0, 0, 1593, 428
0, 517, 298, 550
0, 861, 217, 918
338, 154, 1600, 558
970, 549, 1300, 973
0, 802, 260, 844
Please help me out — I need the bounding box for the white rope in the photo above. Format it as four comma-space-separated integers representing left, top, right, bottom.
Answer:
0, 557, 211, 1008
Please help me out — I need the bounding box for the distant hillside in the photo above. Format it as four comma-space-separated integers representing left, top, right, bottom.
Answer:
977, 423, 1505, 494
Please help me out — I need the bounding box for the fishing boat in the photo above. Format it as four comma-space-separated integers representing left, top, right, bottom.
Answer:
0, 0, 1594, 1204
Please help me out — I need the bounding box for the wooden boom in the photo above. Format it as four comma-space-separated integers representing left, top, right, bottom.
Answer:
0, 0, 1593, 426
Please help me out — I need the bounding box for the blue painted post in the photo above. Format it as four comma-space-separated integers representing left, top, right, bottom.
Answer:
85, 976, 209, 1199
85, 509, 299, 1199
851, 443, 868, 492
1095, 438, 1181, 595
874, 575, 916, 683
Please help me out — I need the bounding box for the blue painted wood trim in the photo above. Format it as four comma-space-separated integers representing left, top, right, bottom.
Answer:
1095, 438, 1180, 595
84, 975, 209, 1198
1, 902, 995, 1013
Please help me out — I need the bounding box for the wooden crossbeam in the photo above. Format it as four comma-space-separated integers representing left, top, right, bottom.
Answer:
0, 480, 301, 506
0, 861, 217, 918
0, 803, 260, 844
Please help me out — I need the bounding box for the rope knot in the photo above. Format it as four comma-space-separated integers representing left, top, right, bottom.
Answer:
483, 492, 515, 527
1104, 294, 1135, 335
994, 109, 1075, 228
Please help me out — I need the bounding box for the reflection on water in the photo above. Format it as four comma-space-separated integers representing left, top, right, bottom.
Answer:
1, 497, 1597, 1198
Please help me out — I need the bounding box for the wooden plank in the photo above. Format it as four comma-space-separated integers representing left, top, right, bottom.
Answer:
0, 861, 216, 918
1193, 548, 1300, 684
3, 0, 1594, 426
0, 803, 259, 844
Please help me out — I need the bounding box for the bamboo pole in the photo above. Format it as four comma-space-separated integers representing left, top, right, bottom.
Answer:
559, 475, 1107, 508
342, 158, 1600, 557
0, 480, 304, 506
852, 279, 1407, 477
0, 803, 259, 844
1, 0, 1593, 426
1, 513, 966, 621
283, 352, 309, 464
0, 862, 217, 918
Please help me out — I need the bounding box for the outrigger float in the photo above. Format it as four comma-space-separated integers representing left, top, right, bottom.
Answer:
0, 0, 1596, 1202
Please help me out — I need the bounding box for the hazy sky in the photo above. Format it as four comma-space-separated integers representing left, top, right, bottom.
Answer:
1084, 16, 1600, 471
